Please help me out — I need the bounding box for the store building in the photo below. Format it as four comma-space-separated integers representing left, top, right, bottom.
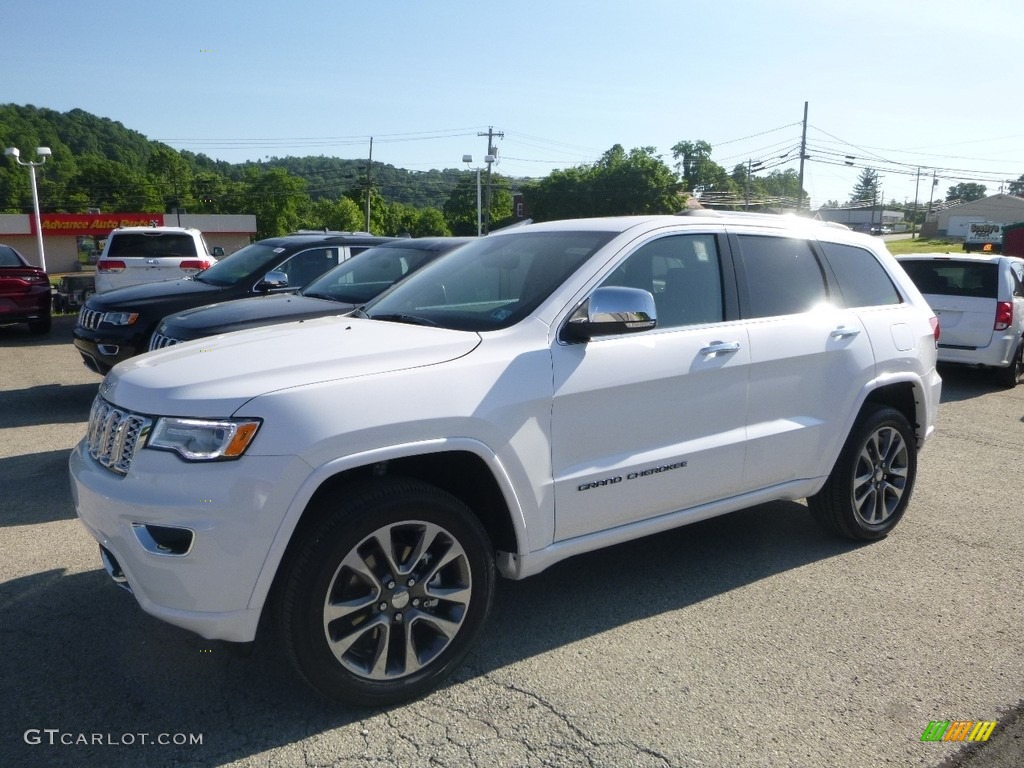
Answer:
0, 212, 256, 273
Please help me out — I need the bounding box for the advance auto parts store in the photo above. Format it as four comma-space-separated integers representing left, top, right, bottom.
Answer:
0, 212, 256, 272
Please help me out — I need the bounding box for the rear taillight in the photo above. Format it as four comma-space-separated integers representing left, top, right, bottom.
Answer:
98, 260, 125, 273
929, 315, 940, 343
178, 259, 211, 274
995, 301, 1012, 331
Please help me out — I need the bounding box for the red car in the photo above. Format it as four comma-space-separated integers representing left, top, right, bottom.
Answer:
0, 244, 52, 334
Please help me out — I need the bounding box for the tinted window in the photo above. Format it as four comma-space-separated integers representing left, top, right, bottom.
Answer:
304, 246, 438, 304
737, 235, 828, 318
818, 242, 902, 307
0, 245, 25, 267
107, 233, 198, 258
196, 243, 283, 286
899, 259, 998, 298
276, 248, 338, 287
603, 234, 723, 328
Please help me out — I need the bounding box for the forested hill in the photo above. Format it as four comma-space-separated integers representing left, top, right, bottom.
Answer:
0, 104, 463, 211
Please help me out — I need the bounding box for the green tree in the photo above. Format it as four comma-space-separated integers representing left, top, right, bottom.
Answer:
234, 167, 309, 238
945, 182, 986, 202
304, 195, 365, 232
1009, 174, 1024, 197
850, 169, 880, 205
671, 139, 730, 193
522, 146, 680, 222
147, 146, 194, 213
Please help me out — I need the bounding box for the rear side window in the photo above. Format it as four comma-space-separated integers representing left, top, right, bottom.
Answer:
899, 260, 998, 298
818, 242, 902, 307
107, 233, 198, 259
736, 235, 828, 318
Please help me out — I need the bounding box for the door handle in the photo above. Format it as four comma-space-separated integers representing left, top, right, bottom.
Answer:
830, 326, 861, 339
699, 341, 741, 356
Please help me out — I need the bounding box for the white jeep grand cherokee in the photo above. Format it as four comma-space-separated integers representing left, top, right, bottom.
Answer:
70, 213, 942, 706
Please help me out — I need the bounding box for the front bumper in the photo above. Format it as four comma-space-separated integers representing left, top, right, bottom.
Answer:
69, 439, 312, 642
72, 332, 144, 374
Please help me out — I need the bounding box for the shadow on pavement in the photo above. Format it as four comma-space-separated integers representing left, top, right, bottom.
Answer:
0, 501, 861, 768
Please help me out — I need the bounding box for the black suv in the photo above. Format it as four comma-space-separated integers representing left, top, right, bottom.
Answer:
74, 233, 395, 374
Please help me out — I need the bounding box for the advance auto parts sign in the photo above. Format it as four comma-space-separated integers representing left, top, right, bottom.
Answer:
36, 213, 165, 237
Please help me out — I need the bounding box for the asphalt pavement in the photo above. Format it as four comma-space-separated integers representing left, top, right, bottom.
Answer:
1, 316, 1021, 768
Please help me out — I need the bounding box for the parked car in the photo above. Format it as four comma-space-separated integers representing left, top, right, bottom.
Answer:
74, 232, 396, 374
897, 253, 1024, 387
52, 274, 96, 314
94, 226, 223, 293
0, 243, 51, 334
149, 237, 472, 350
70, 212, 941, 706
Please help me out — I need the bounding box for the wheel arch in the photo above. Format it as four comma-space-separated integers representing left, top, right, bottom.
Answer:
861, 380, 925, 445
249, 442, 524, 628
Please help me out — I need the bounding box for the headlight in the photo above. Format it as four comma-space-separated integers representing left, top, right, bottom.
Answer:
103, 311, 139, 326
148, 417, 261, 461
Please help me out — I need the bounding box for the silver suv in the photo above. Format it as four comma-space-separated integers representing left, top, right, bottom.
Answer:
897, 253, 1024, 387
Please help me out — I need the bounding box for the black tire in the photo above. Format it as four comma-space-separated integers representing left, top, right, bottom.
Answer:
28, 314, 51, 334
808, 406, 917, 541
994, 342, 1023, 388
276, 478, 495, 706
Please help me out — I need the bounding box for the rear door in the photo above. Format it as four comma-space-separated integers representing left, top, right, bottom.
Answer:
899, 258, 998, 349
730, 231, 876, 489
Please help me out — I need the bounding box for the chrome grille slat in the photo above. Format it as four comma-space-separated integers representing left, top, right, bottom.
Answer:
78, 307, 104, 330
86, 396, 151, 476
148, 332, 180, 351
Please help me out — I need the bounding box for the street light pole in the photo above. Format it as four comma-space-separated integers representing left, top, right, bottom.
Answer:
462, 154, 493, 236
4, 146, 52, 272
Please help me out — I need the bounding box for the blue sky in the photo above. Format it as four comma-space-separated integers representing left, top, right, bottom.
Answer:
6, 0, 1024, 209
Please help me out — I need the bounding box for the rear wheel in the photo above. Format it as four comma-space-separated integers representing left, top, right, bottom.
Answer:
995, 341, 1023, 388
809, 406, 917, 541
276, 478, 495, 706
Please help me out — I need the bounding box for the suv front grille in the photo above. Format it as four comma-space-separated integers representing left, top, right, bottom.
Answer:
86, 396, 151, 475
78, 307, 103, 330
148, 331, 180, 351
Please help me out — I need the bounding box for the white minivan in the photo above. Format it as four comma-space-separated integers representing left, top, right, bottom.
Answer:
94, 226, 222, 292
897, 252, 1024, 387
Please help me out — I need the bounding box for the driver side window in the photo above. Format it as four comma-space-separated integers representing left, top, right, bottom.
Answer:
602, 234, 724, 328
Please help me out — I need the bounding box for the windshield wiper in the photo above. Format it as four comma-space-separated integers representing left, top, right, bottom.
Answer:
369, 313, 438, 327
301, 292, 339, 302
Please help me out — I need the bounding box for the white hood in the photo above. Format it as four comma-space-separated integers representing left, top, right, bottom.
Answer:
100, 316, 481, 416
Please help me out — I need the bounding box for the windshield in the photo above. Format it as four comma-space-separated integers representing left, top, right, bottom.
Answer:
363, 231, 615, 331
194, 242, 283, 287
302, 245, 438, 304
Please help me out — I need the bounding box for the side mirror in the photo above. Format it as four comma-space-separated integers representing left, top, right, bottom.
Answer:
211, 246, 225, 258
256, 270, 288, 293
563, 286, 657, 341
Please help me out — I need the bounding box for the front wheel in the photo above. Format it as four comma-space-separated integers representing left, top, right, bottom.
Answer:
809, 406, 917, 541
276, 478, 495, 706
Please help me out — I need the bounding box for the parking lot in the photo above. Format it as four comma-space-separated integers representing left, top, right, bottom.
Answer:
2, 316, 1022, 768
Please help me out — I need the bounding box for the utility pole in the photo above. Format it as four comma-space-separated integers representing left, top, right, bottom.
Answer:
477, 126, 503, 233
796, 101, 808, 213
926, 170, 938, 222
365, 137, 373, 232
911, 168, 921, 239
745, 159, 764, 210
